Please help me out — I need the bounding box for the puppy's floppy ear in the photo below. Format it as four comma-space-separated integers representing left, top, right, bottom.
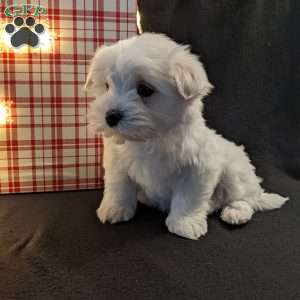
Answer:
170, 46, 213, 100
84, 68, 94, 90
84, 45, 108, 91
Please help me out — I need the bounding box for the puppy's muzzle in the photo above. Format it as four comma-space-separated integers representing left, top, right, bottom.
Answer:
106, 109, 123, 127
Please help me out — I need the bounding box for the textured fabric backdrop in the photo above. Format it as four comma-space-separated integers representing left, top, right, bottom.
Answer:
0, 0, 136, 193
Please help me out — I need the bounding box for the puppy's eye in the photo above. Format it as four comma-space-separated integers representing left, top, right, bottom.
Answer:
105, 82, 109, 90
137, 83, 154, 97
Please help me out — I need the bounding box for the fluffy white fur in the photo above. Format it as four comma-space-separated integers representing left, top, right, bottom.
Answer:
86, 33, 289, 240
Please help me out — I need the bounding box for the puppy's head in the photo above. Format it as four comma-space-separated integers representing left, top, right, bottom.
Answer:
86, 33, 212, 142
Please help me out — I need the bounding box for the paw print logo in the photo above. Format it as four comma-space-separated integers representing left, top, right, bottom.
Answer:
4, 16, 52, 49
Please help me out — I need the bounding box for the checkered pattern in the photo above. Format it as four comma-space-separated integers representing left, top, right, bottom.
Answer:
0, 0, 137, 193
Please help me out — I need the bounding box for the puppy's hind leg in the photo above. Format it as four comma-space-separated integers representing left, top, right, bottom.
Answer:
219, 159, 289, 225
219, 162, 260, 225
221, 201, 254, 225
220, 193, 289, 225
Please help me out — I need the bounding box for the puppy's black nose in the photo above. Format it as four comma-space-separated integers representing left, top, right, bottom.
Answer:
105, 110, 123, 127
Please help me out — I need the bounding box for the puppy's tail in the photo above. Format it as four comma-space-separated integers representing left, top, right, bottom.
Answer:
253, 192, 289, 211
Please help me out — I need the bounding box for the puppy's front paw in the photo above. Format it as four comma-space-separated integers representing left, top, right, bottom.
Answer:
97, 201, 135, 224
166, 214, 207, 240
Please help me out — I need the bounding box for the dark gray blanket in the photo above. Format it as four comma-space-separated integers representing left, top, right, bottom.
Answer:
0, 1, 299, 299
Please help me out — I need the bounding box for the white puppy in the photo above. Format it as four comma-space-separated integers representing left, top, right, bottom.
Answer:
86, 33, 288, 240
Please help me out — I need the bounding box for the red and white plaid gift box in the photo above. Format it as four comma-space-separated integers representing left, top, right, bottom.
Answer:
0, 0, 137, 193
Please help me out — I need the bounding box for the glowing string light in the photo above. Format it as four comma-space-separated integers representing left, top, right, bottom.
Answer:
136, 9, 143, 34
0, 100, 13, 125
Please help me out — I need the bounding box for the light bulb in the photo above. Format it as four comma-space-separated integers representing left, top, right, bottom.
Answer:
0, 100, 12, 125
136, 9, 142, 34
